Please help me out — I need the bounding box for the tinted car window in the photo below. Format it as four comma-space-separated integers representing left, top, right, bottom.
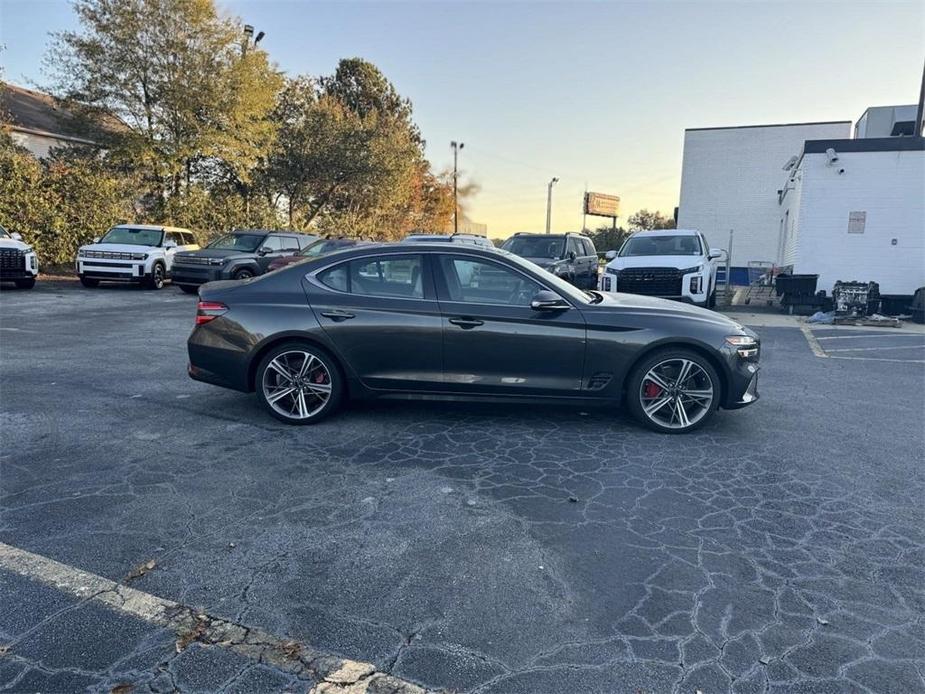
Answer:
351, 256, 423, 298
208, 234, 265, 252
99, 227, 164, 247
279, 235, 300, 251
262, 236, 283, 252
582, 238, 596, 256
619, 234, 702, 257
503, 236, 565, 259
440, 256, 542, 306
567, 237, 582, 256
318, 264, 348, 292
165, 231, 183, 246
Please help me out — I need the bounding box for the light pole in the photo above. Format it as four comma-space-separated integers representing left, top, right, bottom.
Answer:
451, 141, 464, 234
545, 177, 559, 234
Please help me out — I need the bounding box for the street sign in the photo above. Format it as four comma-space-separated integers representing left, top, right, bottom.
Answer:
584, 192, 620, 217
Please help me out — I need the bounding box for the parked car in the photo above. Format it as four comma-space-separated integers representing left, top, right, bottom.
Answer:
187, 244, 760, 433
171, 230, 316, 293
501, 232, 598, 288
76, 225, 199, 289
600, 229, 723, 308
402, 233, 495, 248
0, 225, 39, 289
267, 237, 373, 272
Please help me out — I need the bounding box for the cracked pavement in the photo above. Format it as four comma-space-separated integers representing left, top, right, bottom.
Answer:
1, 282, 923, 693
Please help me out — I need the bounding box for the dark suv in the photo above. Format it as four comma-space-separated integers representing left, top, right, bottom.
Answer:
501, 232, 598, 289
172, 230, 316, 293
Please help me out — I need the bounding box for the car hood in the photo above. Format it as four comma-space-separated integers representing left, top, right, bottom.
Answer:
587, 291, 747, 332
606, 255, 704, 271
79, 242, 158, 253
521, 256, 564, 269
0, 238, 32, 252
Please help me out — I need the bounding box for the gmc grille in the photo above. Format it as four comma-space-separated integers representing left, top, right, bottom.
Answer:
618, 267, 683, 296
0, 249, 25, 270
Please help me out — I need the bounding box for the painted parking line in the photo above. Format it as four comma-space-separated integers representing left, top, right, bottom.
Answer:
814, 333, 925, 341
799, 324, 828, 358
825, 344, 925, 353
800, 325, 925, 363
0, 542, 427, 694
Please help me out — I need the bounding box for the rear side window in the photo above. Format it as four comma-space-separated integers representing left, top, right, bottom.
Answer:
317, 255, 423, 299
278, 236, 300, 251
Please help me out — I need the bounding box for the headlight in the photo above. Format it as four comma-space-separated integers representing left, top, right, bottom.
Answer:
679, 265, 704, 275
22, 246, 33, 254
131, 253, 146, 260
78, 249, 88, 257
209, 258, 225, 266
605, 267, 619, 276
726, 335, 759, 358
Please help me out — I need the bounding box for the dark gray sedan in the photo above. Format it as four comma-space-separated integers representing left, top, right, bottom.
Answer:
187, 244, 760, 433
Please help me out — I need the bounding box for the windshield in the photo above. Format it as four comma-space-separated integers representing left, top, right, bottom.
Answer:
619, 234, 702, 257
492, 248, 592, 305
502, 236, 565, 259
99, 227, 164, 246
207, 233, 265, 252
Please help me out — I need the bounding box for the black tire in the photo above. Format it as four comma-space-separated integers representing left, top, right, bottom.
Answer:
625, 348, 721, 434
80, 276, 100, 288
255, 342, 344, 425
15, 277, 36, 289
233, 267, 255, 281
145, 262, 166, 290
179, 285, 198, 295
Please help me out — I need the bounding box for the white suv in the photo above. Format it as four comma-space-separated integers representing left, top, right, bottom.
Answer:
76, 224, 199, 289
599, 229, 723, 308
0, 225, 39, 289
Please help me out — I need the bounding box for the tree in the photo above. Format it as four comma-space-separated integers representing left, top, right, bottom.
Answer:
587, 224, 629, 253
46, 0, 282, 204
627, 209, 676, 231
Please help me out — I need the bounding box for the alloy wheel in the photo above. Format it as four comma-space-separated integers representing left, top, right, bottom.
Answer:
639, 358, 714, 430
261, 350, 332, 420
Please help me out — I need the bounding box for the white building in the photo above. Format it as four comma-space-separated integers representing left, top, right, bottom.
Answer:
1, 82, 113, 158
779, 136, 925, 294
677, 121, 852, 270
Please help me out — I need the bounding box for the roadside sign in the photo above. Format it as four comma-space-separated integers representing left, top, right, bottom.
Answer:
584, 192, 620, 218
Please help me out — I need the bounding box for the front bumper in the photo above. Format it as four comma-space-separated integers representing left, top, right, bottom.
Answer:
77, 259, 148, 282
172, 265, 226, 287
0, 252, 38, 280
720, 334, 761, 409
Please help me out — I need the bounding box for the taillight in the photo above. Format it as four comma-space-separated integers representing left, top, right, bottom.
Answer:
195, 301, 227, 325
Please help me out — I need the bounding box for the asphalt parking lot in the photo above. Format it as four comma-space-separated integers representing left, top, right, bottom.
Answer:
1, 281, 923, 694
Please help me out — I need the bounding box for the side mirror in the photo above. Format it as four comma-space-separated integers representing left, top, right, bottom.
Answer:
164, 240, 178, 249
530, 290, 570, 311
568, 250, 576, 261
708, 249, 723, 260
92, 236, 100, 243
10, 232, 23, 241
256, 247, 269, 256
605, 250, 617, 260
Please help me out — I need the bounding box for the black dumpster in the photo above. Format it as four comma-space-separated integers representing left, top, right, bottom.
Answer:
878, 294, 914, 316
775, 274, 819, 297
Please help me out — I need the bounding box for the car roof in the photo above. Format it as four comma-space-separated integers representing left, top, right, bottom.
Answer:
629, 229, 699, 237
112, 224, 191, 232
509, 232, 584, 238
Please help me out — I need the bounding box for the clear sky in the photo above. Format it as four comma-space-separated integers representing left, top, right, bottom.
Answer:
1, 0, 923, 237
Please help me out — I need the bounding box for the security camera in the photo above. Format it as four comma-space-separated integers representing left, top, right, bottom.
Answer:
782, 155, 798, 171
825, 148, 839, 164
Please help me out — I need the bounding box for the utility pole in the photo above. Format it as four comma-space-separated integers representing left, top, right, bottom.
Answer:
451, 141, 464, 234
545, 177, 559, 234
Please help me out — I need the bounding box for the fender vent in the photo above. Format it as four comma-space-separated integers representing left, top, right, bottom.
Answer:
586, 373, 613, 391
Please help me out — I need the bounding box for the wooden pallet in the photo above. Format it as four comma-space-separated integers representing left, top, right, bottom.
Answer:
833, 316, 904, 328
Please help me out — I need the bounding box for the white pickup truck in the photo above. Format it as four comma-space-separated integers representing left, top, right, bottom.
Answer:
599, 229, 723, 308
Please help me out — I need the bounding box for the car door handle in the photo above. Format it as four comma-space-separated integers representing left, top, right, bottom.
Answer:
448, 317, 484, 329
320, 310, 355, 321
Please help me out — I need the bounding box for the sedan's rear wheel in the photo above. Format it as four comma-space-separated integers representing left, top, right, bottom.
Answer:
255, 343, 343, 425
626, 349, 720, 434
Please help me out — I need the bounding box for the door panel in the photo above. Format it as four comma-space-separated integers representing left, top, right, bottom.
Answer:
304, 254, 443, 390
435, 255, 586, 395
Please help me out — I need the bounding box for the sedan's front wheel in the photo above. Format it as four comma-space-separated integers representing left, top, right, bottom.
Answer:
626, 349, 720, 434
255, 343, 343, 425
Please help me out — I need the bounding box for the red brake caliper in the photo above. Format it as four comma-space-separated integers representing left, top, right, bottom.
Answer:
643, 380, 662, 399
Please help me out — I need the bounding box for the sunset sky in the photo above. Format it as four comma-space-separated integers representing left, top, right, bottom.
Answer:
2, 0, 923, 237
